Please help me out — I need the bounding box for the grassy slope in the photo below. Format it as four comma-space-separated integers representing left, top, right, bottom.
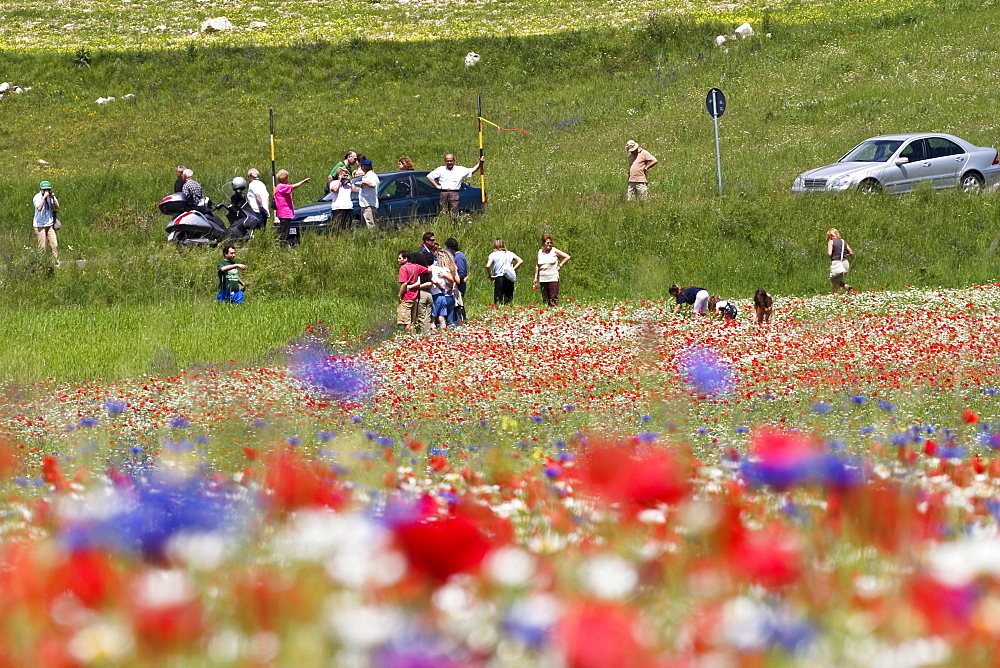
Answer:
1, 0, 1000, 380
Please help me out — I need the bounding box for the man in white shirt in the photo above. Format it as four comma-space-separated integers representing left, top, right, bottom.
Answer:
246, 168, 270, 229
427, 153, 484, 219
358, 160, 380, 229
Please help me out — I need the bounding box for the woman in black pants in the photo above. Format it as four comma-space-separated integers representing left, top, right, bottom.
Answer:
485, 238, 523, 305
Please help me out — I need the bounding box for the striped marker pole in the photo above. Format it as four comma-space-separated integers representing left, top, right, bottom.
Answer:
477, 94, 486, 210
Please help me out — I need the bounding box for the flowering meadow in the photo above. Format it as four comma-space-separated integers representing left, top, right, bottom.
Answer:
5, 284, 1000, 664
2, 0, 930, 51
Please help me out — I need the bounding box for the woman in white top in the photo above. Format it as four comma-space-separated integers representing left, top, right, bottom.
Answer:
330, 167, 357, 230
532, 233, 570, 306
485, 238, 523, 305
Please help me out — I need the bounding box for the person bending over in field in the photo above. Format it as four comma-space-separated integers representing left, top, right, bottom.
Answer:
707, 295, 738, 322
669, 284, 709, 316
754, 289, 773, 324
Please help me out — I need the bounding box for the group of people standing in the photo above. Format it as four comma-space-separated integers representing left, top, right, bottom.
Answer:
397, 232, 468, 332
327, 150, 484, 225
396, 232, 572, 332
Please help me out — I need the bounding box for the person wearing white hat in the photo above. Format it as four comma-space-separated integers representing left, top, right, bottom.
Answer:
626, 139, 658, 201
33, 180, 60, 266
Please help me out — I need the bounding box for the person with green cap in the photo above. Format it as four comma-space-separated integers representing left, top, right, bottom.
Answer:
33, 180, 60, 266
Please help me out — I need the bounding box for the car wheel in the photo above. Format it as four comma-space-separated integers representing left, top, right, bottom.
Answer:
857, 179, 882, 194
960, 172, 985, 193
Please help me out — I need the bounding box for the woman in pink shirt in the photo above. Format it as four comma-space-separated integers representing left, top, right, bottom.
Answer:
273, 168, 310, 244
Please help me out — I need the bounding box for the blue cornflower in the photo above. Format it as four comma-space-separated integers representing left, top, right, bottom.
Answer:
60, 473, 245, 562
170, 415, 190, 429
104, 398, 126, 415
79, 416, 99, 427
291, 345, 377, 401
677, 346, 735, 397
826, 439, 846, 451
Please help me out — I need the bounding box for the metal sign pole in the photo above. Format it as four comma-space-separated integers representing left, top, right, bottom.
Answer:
705, 88, 727, 197
713, 112, 723, 196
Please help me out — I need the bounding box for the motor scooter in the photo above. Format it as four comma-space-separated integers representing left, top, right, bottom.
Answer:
160, 178, 262, 245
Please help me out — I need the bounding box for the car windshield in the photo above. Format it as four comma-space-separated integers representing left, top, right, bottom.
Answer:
839, 140, 904, 163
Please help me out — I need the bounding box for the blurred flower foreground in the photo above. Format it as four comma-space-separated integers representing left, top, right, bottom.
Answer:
5, 286, 1000, 664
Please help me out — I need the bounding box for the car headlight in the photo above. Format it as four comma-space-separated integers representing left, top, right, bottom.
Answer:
792, 175, 804, 189
302, 214, 330, 223
827, 175, 855, 190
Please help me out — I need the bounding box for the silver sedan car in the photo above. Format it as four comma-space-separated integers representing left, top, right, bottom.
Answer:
792, 133, 1000, 193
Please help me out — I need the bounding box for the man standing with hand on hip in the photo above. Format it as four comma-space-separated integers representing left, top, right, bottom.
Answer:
427, 153, 484, 219
626, 139, 658, 201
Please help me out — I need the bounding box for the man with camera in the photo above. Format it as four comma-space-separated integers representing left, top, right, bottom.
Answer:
33, 180, 60, 266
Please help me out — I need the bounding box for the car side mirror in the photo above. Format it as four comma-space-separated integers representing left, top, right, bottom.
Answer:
894, 157, 909, 166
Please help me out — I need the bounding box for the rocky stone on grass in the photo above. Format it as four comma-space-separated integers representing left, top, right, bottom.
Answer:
248, 21, 268, 30
0, 82, 30, 100
201, 17, 235, 33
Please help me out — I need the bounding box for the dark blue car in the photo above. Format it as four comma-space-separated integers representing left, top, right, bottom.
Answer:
290, 170, 484, 232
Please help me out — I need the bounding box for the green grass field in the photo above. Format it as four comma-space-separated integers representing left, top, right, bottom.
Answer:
2, 0, 999, 379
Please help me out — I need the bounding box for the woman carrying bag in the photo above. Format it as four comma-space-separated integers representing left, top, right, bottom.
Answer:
826, 228, 854, 293
485, 238, 523, 305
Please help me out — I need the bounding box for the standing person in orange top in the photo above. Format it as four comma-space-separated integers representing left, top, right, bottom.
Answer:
626, 139, 658, 201
532, 234, 571, 307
